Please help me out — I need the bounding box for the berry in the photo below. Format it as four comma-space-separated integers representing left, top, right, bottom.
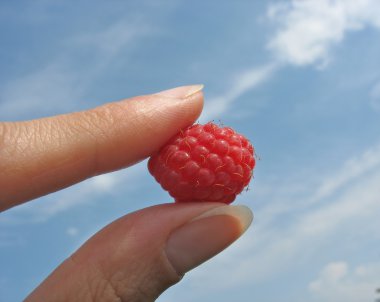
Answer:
148, 122, 255, 204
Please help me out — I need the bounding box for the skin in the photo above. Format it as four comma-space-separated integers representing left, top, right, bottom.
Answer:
0, 86, 252, 301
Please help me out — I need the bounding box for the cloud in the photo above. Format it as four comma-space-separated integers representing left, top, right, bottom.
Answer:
201, 64, 277, 121
308, 261, 348, 291
267, 0, 380, 67
203, 0, 380, 119
308, 261, 380, 302
69, 19, 151, 63
309, 142, 380, 203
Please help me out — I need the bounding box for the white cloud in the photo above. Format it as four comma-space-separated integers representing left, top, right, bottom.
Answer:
267, 0, 380, 67
201, 64, 276, 121
308, 261, 348, 291
308, 261, 380, 302
203, 0, 380, 119
310, 142, 380, 203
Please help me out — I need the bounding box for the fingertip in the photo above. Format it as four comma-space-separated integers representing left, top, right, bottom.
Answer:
113, 89, 204, 157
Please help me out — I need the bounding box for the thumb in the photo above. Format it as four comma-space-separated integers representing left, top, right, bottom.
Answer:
25, 203, 253, 302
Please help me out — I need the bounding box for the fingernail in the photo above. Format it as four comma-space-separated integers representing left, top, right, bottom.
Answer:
156, 84, 204, 99
165, 205, 253, 275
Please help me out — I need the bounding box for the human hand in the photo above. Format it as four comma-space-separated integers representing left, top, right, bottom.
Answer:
0, 85, 253, 301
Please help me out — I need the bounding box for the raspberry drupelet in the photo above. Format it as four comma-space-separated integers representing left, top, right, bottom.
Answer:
148, 122, 255, 204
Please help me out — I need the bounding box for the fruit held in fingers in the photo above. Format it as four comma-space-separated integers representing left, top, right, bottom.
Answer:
148, 122, 255, 204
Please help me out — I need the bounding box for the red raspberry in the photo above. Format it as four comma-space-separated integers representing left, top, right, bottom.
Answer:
148, 122, 255, 204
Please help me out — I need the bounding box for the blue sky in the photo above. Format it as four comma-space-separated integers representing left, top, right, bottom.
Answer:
1, 0, 380, 301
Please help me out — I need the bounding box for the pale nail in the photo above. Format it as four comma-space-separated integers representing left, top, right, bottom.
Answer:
156, 84, 204, 99
165, 205, 253, 275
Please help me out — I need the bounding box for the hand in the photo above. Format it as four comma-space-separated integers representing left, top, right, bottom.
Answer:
0, 85, 253, 301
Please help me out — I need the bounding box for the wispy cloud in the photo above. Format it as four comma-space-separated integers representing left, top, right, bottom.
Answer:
309, 143, 380, 203
309, 261, 380, 302
309, 261, 348, 291
69, 19, 151, 63
201, 64, 277, 121
267, 0, 380, 67
203, 0, 380, 119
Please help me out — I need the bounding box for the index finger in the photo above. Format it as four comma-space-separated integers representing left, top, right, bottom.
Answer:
0, 85, 204, 211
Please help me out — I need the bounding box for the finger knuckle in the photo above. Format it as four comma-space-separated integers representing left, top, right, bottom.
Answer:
0, 122, 31, 160
68, 255, 124, 302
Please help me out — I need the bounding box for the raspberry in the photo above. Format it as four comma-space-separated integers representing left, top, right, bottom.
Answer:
148, 122, 255, 204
